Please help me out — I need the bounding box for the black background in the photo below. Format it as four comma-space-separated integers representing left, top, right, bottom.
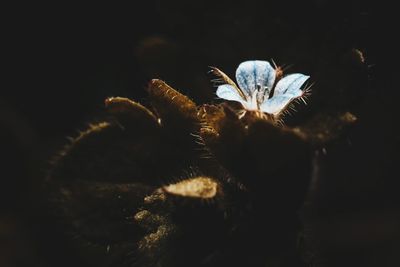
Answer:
1, 1, 399, 266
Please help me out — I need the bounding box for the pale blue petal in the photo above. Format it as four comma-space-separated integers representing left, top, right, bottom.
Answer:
235, 60, 276, 97
273, 73, 309, 98
216, 84, 246, 105
260, 96, 293, 115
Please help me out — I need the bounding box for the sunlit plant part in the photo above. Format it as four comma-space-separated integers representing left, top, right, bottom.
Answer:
47, 50, 363, 266
211, 60, 311, 118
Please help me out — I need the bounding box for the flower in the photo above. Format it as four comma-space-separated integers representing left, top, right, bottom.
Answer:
214, 60, 310, 116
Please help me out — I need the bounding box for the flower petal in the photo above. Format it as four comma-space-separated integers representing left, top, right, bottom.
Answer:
235, 60, 276, 97
273, 73, 309, 98
216, 84, 247, 105
260, 95, 293, 115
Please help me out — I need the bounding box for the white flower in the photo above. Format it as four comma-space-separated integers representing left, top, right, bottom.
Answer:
214, 60, 310, 116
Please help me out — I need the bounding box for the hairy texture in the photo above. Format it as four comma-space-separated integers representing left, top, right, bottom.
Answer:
47, 78, 359, 267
